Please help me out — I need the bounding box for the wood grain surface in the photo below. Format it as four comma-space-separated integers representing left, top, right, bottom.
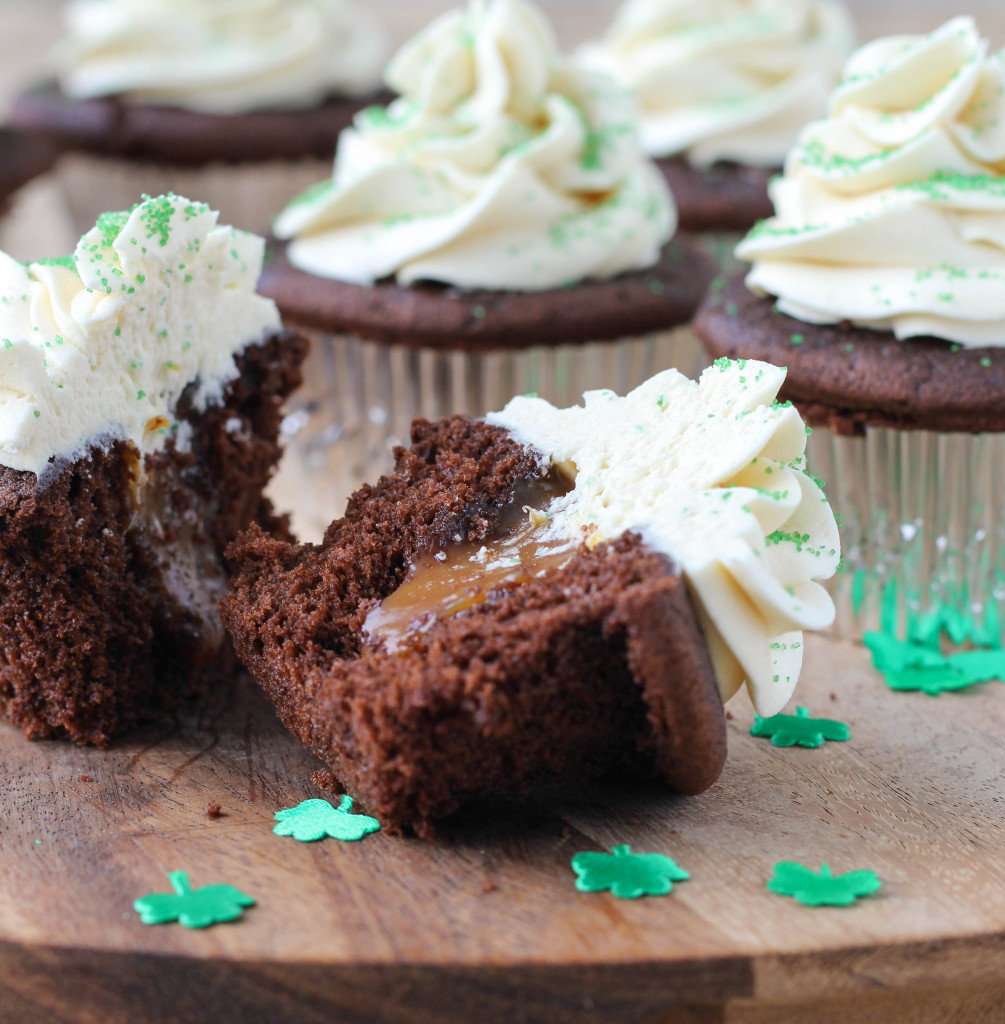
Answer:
2, 636, 1004, 1023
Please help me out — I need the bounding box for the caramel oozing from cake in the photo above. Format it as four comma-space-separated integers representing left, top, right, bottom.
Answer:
363, 471, 575, 654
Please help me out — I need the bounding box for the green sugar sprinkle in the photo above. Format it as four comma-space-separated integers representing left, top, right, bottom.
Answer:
136, 390, 146, 400
32, 410, 40, 418
980, 357, 992, 367
34, 255, 76, 269
790, 333, 804, 345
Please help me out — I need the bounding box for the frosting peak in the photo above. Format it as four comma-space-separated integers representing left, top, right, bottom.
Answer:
581, 0, 854, 167
488, 359, 840, 716
739, 17, 1005, 346
58, 0, 388, 114
273, 0, 675, 292
0, 194, 280, 479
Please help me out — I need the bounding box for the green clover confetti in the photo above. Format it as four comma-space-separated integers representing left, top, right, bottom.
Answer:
571, 844, 689, 899
750, 706, 850, 748
133, 871, 255, 929
273, 796, 380, 843
865, 632, 1005, 695
768, 862, 882, 907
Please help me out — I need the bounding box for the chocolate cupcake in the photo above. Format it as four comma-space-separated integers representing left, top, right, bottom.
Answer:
0, 194, 308, 745
222, 359, 839, 832
263, 0, 713, 540
696, 17, 1005, 645
0, 128, 75, 262
9, 0, 389, 236
580, 0, 854, 271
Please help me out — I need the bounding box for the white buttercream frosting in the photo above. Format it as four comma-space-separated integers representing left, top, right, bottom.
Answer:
0, 193, 280, 479
488, 358, 839, 716
581, 0, 853, 167
273, 0, 675, 292
58, 0, 388, 114
739, 17, 1005, 346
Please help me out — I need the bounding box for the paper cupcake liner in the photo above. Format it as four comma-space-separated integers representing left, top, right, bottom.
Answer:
806, 425, 1005, 645
269, 327, 703, 542
55, 153, 333, 237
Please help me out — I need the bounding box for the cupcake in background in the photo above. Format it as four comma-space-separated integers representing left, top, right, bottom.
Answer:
10, 0, 389, 235
263, 0, 713, 541
581, 0, 854, 270
696, 17, 1005, 650
0, 128, 76, 262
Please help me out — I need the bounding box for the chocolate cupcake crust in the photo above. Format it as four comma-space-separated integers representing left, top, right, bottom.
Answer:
259, 240, 714, 351
9, 82, 391, 167
695, 277, 1005, 434
657, 158, 776, 234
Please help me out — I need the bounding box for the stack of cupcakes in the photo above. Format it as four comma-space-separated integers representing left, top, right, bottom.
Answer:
262, 0, 715, 538
10, 0, 389, 235
697, 17, 1005, 646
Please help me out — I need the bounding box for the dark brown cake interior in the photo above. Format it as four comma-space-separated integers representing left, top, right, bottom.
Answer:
0, 328, 309, 746
222, 417, 727, 835
696, 276, 1005, 434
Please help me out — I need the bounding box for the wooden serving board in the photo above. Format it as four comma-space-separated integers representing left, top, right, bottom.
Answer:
2, 636, 1004, 1024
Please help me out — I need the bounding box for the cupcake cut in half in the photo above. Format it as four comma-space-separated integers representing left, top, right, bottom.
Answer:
10, 0, 390, 235
0, 193, 308, 745
221, 359, 840, 833
696, 16, 1005, 643
262, 0, 714, 539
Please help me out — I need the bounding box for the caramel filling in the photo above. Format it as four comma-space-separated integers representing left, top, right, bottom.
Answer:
363, 471, 575, 654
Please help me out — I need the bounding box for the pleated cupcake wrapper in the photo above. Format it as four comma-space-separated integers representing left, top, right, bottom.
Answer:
268, 326, 704, 542
806, 426, 1005, 646
55, 152, 333, 238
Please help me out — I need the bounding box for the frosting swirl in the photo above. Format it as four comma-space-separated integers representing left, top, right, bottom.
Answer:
489, 358, 839, 716
739, 17, 1005, 346
273, 0, 675, 292
0, 194, 280, 479
58, 0, 388, 115
581, 0, 853, 167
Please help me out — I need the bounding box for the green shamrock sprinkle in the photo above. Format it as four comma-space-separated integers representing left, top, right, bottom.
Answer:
273, 796, 380, 843
133, 871, 255, 929
864, 632, 1005, 695
750, 706, 850, 748
571, 844, 689, 899
768, 862, 882, 907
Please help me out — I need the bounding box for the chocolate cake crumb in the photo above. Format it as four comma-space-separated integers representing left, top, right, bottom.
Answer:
222, 417, 727, 835
204, 801, 223, 819
310, 768, 340, 793
79, 774, 92, 782
0, 328, 308, 746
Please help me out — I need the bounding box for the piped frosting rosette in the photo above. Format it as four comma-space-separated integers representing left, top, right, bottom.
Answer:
581, 0, 854, 167
58, 0, 388, 114
273, 0, 675, 291
0, 194, 279, 479
739, 17, 1005, 346
489, 358, 840, 716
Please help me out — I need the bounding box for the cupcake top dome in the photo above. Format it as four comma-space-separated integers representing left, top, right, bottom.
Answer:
738, 17, 1005, 346
581, 0, 854, 167
273, 0, 675, 292
57, 0, 388, 114
0, 194, 279, 479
